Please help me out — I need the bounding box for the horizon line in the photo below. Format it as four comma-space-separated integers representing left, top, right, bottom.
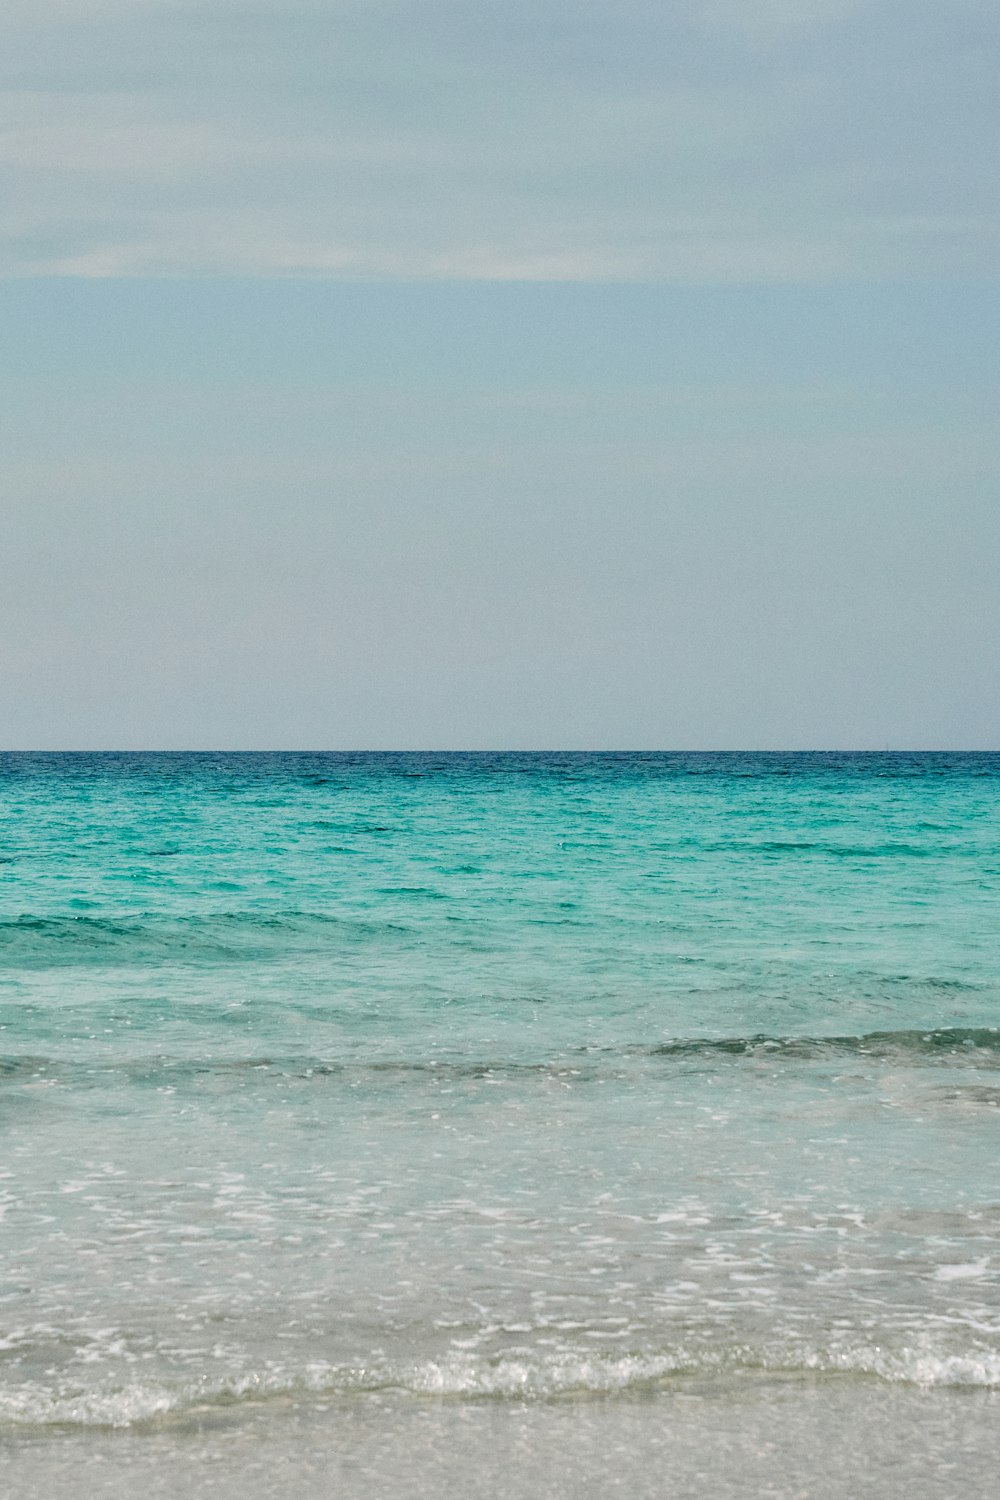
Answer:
3, 748, 997, 757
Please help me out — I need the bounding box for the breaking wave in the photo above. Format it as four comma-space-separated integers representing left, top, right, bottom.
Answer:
3, 1026, 999, 1094
645, 1026, 1000, 1064
3, 1342, 1000, 1429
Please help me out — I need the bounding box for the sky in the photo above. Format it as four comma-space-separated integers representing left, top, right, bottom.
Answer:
2, 1, 998, 748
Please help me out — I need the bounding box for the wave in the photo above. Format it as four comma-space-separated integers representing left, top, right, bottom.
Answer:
0, 910, 412, 968
644, 1026, 1000, 1064
0, 1052, 618, 1090
3, 1027, 998, 1093
695, 839, 972, 858
3, 1342, 999, 1429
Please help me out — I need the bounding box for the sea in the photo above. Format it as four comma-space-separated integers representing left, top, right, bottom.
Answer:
1, 751, 998, 1497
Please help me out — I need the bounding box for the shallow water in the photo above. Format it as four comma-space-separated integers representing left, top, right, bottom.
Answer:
1, 753, 998, 1491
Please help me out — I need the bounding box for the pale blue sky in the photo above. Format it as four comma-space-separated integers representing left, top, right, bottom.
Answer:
5, 0, 999, 279
2, 3, 998, 747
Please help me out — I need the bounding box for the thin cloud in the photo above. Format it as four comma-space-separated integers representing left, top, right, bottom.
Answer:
2, 1, 998, 280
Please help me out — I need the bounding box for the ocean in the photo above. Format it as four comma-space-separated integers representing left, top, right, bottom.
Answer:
1, 751, 998, 1496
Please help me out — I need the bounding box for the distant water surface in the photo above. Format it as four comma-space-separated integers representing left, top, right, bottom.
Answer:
1, 753, 998, 1494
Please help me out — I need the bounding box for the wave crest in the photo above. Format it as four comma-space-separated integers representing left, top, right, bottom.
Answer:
4, 1340, 999, 1430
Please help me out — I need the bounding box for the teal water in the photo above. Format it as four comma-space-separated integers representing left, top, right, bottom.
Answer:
1, 753, 998, 1477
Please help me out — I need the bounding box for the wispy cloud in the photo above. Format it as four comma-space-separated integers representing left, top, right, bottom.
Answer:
2, 2, 998, 280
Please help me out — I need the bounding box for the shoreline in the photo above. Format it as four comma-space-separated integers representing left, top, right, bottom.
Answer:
4, 1376, 997, 1499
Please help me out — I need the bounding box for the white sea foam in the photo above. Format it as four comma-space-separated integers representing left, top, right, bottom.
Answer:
3, 1338, 1000, 1429
0, 1380, 177, 1428
935, 1259, 990, 1281
797, 1340, 1000, 1389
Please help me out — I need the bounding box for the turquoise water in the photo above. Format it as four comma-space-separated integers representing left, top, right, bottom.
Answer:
1, 753, 999, 1489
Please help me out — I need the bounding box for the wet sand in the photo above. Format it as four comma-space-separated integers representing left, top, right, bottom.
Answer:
3, 1376, 997, 1500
